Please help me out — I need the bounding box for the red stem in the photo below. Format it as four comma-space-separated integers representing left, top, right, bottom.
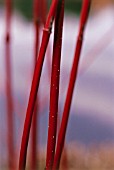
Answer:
6, 0, 11, 33
18, 1, 59, 170
41, 0, 47, 24
31, 0, 40, 169
31, 103, 38, 170
53, 0, 91, 169
5, 0, 15, 169
45, 0, 64, 170
33, 0, 39, 22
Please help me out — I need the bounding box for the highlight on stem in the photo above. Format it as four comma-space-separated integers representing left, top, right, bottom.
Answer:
45, 0, 64, 169
18, 0, 59, 169
53, 0, 91, 169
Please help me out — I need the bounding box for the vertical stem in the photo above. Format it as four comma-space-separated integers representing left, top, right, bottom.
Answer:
31, 0, 40, 169
5, 0, 14, 169
45, 0, 64, 169
53, 0, 91, 169
31, 103, 38, 170
18, 1, 59, 170
41, 0, 47, 24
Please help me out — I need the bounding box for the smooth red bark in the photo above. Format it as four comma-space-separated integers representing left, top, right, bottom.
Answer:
19, 0, 59, 170
53, 0, 91, 169
45, 1, 64, 169
31, 0, 40, 169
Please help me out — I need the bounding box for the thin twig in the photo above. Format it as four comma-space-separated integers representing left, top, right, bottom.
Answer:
53, 1, 91, 169
18, 0, 59, 169
45, 0, 64, 169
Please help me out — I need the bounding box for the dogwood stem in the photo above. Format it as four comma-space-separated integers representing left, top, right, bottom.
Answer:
45, 0, 64, 169
5, 0, 15, 169
31, 0, 40, 169
19, 0, 59, 170
53, 0, 91, 169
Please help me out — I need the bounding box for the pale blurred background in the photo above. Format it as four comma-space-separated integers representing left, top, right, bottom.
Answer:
0, 0, 114, 169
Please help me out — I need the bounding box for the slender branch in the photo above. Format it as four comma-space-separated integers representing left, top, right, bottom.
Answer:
45, 0, 64, 169
53, 1, 91, 169
5, 0, 15, 169
30, 0, 40, 169
41, 0, 47, 24
18, 0, 59, 170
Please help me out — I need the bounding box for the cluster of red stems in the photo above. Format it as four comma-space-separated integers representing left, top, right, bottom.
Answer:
5, 0, 91, 169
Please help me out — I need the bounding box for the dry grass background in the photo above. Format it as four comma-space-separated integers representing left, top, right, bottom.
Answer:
33, 143, 114, 170
62, 144, 114, 170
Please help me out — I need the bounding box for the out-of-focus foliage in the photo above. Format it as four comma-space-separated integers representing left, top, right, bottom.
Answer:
65, 0, 82, 14
14, 0, 33, 19
0, 0, 82, 20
